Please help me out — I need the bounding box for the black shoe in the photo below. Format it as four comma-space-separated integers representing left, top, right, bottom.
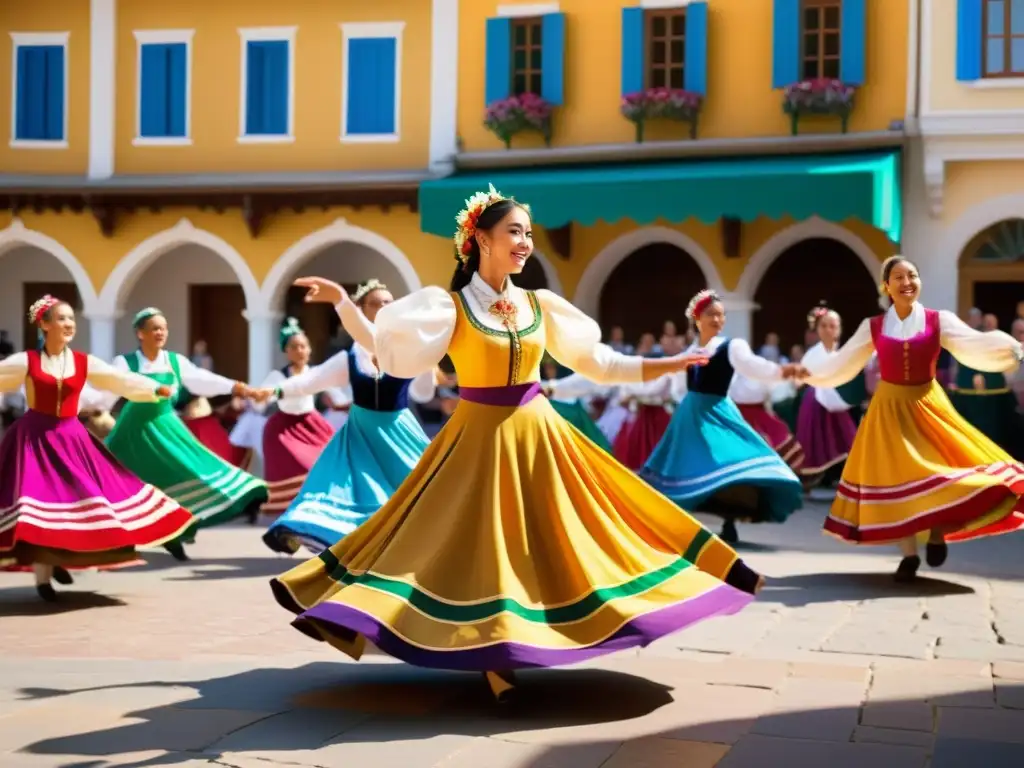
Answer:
36, 583, 58, 602
894, 555, 921, 583
52, 566, 74, 585
925, 542, 948, 568
720, 519, 739, 545
164, 541, 189, 561
246, 502, 261, 525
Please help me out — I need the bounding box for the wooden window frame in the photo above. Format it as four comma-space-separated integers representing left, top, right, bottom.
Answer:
510, 16, 543, 96
800, 0, 843, 81
983, 0, 1024, 78
643, 8, 686, 90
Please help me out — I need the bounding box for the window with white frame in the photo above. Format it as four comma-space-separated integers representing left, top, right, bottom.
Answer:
10, 31, 69, 147
341, 22, 404, 142
238, 26, 296, 141
134, 30, 193, 144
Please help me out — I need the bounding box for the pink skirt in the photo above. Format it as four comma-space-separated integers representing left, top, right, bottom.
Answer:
736, 403, 806, 475
260, 410, 335, 518
613, 404, 671, 470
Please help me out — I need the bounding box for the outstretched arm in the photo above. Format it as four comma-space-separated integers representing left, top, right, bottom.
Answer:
939, 311, 1024, 373
801, 319, 875, 389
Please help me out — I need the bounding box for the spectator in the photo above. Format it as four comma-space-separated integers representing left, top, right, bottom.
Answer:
190, 340, 214, 370
635, 332, 657, 357
983, 313, 999, 332
965, 307, 983, 330
758, 332, 783, 363
606, 325, 633, 354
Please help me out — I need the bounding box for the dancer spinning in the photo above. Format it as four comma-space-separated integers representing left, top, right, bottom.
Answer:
96, 308, 268, 560
796, 303, 859, 488
252, 318, 335, 521
0, 297, 194, 600
270, 187, 762, 701
731, 372, 806, 476
540, 356, 613, 452
262, 278, 437, 555
801, 256, 1024, 580
640, 290, 804, 544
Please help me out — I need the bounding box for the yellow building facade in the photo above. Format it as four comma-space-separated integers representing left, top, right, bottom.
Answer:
903, 0, 1024, 329
1, 0, 915, 380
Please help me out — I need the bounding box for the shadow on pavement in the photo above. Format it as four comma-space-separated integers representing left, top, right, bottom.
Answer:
759, 572, 975, 607
13, 661, 1024, 767
0, 589, 126, 616
138, 552, 294, 581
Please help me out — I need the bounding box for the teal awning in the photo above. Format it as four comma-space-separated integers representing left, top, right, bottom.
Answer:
420, 150, 901, 244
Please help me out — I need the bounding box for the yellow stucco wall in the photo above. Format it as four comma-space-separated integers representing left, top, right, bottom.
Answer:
114, 0, 432, 174
927, 6, 1024, 112
941, 160, 1024, 227
459, 0, 909, 152
0, 0, 91, 175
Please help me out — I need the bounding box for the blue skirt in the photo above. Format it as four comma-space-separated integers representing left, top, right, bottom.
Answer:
263, 404, 429, 554
639, 392, 803, 523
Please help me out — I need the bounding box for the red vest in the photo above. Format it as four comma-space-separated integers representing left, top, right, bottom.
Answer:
26, 349, 88, 418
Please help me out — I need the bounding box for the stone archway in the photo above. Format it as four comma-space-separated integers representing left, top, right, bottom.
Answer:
957, 218, 1024, 330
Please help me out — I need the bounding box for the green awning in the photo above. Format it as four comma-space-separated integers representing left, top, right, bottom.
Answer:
420, 150, 901, 244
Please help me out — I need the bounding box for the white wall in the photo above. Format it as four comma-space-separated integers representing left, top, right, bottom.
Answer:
114, 244, 240, 354
272, 241, 412, 308
0, 246, 92, 351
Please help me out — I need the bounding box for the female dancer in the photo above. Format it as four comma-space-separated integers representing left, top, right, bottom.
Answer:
796, 304, 858, 488
180, 394, 253, 470
640, 290, 805, 544
262, 279, 437, 555
731, 373, 806, 477
97, 308, 268, 559
270, 187, 762, 701
612, 375, 675, 470
801, 256, 1024, 580
0, 296, 194, 600
540, 356, 613, 452
253, 318, 335, 520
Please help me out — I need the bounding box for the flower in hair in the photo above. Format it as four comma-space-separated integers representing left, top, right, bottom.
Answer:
806, 301, 832, 329
279, 317, 304, 351
452, 184, 530, 265
352, 278, 387, 303
28, 295, 60, 325
686, 289, 719, 321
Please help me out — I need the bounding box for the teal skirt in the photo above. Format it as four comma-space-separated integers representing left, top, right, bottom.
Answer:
549, 399, 612, 452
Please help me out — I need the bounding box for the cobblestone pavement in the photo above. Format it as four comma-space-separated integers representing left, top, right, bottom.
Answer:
3, 499, 1024, 767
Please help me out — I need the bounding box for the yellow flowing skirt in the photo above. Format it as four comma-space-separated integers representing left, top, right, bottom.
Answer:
271, 393, 755, 670
826, 380, 1024, 544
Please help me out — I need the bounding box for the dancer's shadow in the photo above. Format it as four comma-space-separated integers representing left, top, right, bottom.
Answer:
759, 571, 975, 607
138, 552, 295, 581
0, 589, 126, 616
16, 662, 674, 766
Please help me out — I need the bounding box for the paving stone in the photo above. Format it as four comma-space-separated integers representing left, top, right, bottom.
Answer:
205, 707, 373, 753
821, 631, 936, 660
935, 639, 1024, 662
995, 682, 1024, 709
994, 661, 1024, 680
751, 680, 866, 741
601, 737, 730, 768
787, 661, 872, 684
854, 726, 935, 748
871, 658, 991, 677
869, 671, 994, 709
937, 707, 1024, 743
861, 702, 934, 732
716, 734, 928, 768
432, 737, 620, 768
931, 737, 1024, 768
0, 752, 213, 768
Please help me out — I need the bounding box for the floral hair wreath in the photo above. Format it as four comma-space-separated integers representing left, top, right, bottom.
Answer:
452, 183, 530, 265
806, 301, 835, 330
686, 289, 720, 322
28, 295, 61, 325
132, 307, 164, 330
352, 278, 387, 303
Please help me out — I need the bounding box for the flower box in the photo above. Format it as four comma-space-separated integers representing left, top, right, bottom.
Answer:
621, 87, 703, 143
782, 78, 856, 135
483, 93, 554, 149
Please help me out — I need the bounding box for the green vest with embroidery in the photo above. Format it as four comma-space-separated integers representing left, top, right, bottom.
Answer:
121, 350, 184, 416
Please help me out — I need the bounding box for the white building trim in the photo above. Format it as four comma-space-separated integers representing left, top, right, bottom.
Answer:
921, 133, 1024, 218
0, 218, 99, 313
237, 26, 297, 144
572, 226, 724, 318
734, 217, 882, 301
89, 0, 116, 178
429, 0, 459, 174
97, 218, 261, 316
530, 251, 564, 296
496, 3, 560, 16
340, 22, 405, 144
258, 217, 423, 310
944, 191, 1024, 275
132, 29, 195, 147
9, 31, 71, 150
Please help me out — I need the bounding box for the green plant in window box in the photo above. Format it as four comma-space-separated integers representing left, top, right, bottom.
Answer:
621, 88, 703, 143
483, 93, 554, 149
782, 78, 856, 135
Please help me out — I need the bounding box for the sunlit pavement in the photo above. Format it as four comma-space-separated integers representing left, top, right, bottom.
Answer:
2, 499, 1024, 767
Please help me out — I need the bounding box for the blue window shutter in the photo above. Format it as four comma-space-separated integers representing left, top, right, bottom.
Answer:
485, 17, 511, 104
840, 0, 866, 85
261, 41, 289, 135
771, 0, 800, 88
684, 2, 708, 95
167, 43, 187, 137
140, 44, 169, 137
245, 42, 265, 133
621, 7, 644, 95
956, 0, 983, 81
347, 37, 397, 135
15, 47, 33, 139
16, 47, 50, 140
540, 12, 565, 105
44, 46, 64, 139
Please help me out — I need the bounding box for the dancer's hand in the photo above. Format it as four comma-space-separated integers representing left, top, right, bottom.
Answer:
155, 385, 173, 399
293, 277, 347, 306
250, 387, 276, 403
673, 353, 710, 371
781, 363, 808, 380
973, 373, 985, 390
755, 575, 766, 595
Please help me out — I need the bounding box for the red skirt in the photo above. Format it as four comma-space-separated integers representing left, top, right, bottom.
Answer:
736, 403, 806, 474
260, 410, 335, 518
185, 414, 251, 469
613, 404, 671, 470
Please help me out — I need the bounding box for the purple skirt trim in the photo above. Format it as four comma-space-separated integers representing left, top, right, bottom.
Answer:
296, 583, 752, 671
458, 382, 542, 407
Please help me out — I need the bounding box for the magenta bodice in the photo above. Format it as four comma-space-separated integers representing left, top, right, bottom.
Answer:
869, 308, 941, 386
